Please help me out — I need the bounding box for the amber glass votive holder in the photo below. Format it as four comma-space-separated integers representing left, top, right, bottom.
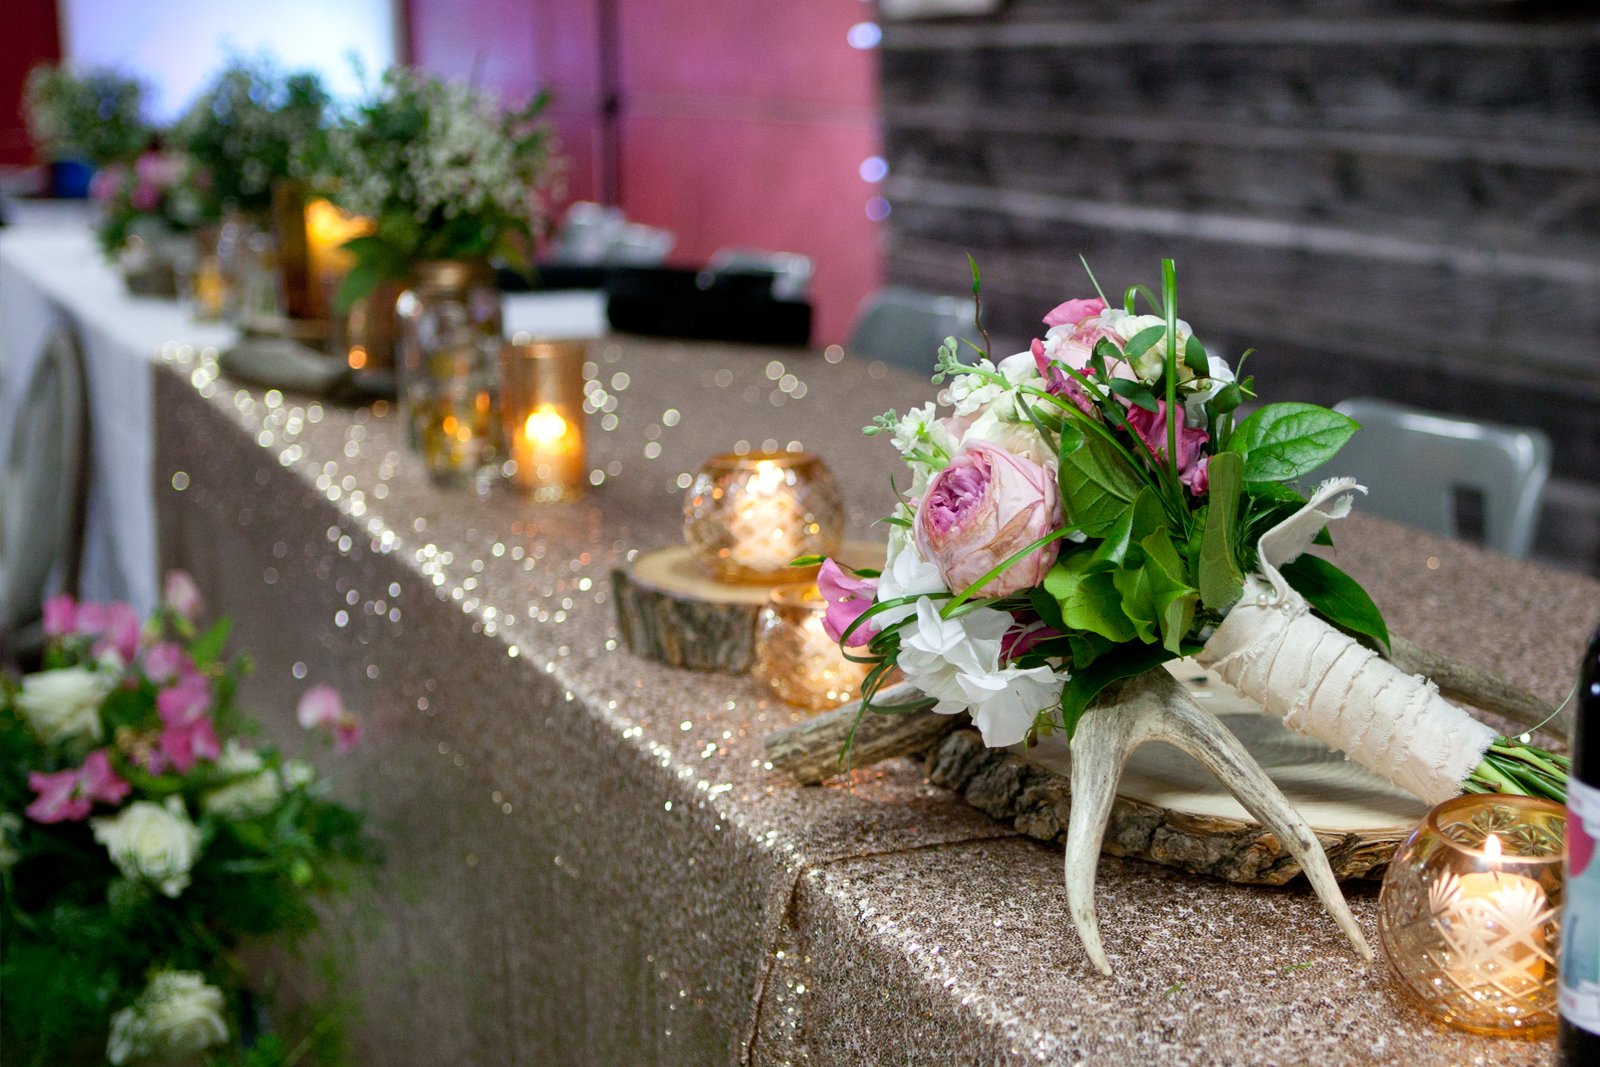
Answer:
499, 339, 588, 501
752, 582, 873, 712
1378, 793, 1565, 1037
682, 451, 843, 584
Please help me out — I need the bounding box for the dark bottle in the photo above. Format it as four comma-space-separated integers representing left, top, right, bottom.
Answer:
1559, 625, 1600, 1062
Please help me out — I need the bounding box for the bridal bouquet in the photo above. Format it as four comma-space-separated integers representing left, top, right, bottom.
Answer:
818, 259, 1566, 807
314, 66, 559, 308
0, 575, 374, 1066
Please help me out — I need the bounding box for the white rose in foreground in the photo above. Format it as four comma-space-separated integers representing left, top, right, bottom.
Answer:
107, 971, 229, 1065
92, 798, 203, 897
15, 666, 113, 744
959, 405, 1058, 469
201, 742, 282, 819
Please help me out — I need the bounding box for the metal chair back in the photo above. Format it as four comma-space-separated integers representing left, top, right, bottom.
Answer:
848, 286, 980, 373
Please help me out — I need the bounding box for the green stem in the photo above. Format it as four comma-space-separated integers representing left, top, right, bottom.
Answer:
1161, 259, 1180, 489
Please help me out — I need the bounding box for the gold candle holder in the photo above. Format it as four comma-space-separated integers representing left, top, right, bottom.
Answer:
683, 451, 843, 584
752, 582, 873, 711
1378, 793, 1565, 1037
499, 339, 588, 501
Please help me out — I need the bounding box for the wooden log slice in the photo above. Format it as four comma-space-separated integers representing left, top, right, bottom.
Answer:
612, 540, 885, 673
924, 662, 1429, 885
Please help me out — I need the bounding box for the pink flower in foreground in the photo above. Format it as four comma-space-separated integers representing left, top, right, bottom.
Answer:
25, 750, 130, 823
914, 442, 1063, 598
163, 570, 204, 622
1125, 401, 1211, 495
1042, 297, 1106, 328
818, 559, 880, 648
94, 603, 142, 663
157, 674, 219, 772
142, 643, 194, 686
89, 165, 125, 204
298, 685, 363, 753
42, 594, 77, 636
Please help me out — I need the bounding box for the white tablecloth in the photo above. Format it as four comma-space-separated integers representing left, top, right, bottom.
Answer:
0, 220, 606, 616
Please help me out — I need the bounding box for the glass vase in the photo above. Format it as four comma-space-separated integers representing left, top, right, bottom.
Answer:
752, 582, 874, 711
1377, 793, 1565, 1037
396, 260, 504, 486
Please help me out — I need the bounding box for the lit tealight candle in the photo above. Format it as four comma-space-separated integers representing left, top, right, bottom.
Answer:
753, 582, 875, 712
683, 452, 844, 584
499, 340, 588, 500
303, 197, 372, 321
1447, 834, 1551, 991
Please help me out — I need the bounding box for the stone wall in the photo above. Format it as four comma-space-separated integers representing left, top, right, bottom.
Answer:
878, 1, 1600, 571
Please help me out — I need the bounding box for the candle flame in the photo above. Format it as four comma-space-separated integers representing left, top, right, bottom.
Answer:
1484, 834, 1502, 864
524, 406, 570, 444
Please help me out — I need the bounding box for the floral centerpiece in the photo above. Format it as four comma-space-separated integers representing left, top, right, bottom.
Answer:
0, 574, 375, 1065
313, 67, 559, 309
172, 55, 330, 225
818, 259, 1566, 805
23, 64, 151, 168
90, 150, 203, 257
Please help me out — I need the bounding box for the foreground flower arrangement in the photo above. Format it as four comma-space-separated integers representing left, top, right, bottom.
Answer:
0, 575, 375, 1065
818, 259, 1567, 804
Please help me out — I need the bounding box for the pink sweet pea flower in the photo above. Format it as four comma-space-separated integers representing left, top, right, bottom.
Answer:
1125, 401, 1211, 495
817, 559, 880, 648
74, 601, 110, 636
89, 164, 126, 204
25, 768, 92, 823
163, 571, 204, 622
156, 674, 219, 772
914, 442, 1063, 598
141, 642, 194, 686
25, 750, 130, 823
94, 603, 142, 663
297, 685, 363, 752
1042, 297, 1106, 328
42, 594, 77, 636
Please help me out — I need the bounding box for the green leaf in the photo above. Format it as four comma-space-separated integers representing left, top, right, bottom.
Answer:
1106, 377, 1160, 413
1027, 586, 1066, 633
1091, 487, 1165, 572
1279, 554, 1391, 653
1209, 381, 1243, 416
1198, 451, 1245, 611
1057, 643, 1178, 739
1183, 333, 1209, 379
188, 617, 233, 666
1112, 530, 1199, 653
1058, 432, 1144, 537
1123, 324, 1166, 361
1044, 552, 1137, 643
1227, 403, 1359, 484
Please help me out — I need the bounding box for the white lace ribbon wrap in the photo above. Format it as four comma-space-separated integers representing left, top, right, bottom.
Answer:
1195, 478, 1496, 805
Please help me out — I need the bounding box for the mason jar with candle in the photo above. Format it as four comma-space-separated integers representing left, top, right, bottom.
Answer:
499, 339, 588, 500
683, 452, 844, 585
396, 260, 504, 484
1379, 793, 1566, 1037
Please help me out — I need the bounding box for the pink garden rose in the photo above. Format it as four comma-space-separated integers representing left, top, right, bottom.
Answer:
1043, 297, 1105, 328
26, 750, 130, 823
818, 559, 879, 647
914, 442, 1064, 598
297, 685, 363, 753
163, 570, 204, 621
1126, 401, 1210, 494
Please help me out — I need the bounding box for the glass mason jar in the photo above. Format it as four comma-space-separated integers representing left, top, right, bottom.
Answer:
215, 210, 278, 325
396, 259, 504, 485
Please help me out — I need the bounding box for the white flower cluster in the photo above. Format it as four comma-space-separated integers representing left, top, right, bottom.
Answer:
324, 71, 553, 231
92, 797, 204, 898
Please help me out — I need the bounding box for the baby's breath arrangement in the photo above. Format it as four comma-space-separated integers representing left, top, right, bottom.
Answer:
173, 55, 330, 223
23, 64, 151, 167
315, 68, 558, 308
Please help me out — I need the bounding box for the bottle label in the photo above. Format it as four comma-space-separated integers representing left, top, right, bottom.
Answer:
1562, 776, 1600, 1033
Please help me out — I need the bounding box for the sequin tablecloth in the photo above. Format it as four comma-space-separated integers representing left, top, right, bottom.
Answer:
152, 337, 1600, 1066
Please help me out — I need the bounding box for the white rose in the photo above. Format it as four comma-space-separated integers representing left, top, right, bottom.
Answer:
1184, 352, 1236, 427
92, 798, 204, 898
14, 666, 113, 745
995, 350, 1042, 388
1113, 313, 1196, 383
107, 971, 229, 1065
201, 742, 281, 820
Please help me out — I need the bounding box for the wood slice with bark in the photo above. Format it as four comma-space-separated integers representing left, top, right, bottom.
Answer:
613, 540, 884, 673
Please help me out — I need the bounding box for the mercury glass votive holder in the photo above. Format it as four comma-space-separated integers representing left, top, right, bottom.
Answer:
1378, 793, 1565, 1037
752, 582, 873, 711
499, 339, 588, 501
683, 451, 843, 584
